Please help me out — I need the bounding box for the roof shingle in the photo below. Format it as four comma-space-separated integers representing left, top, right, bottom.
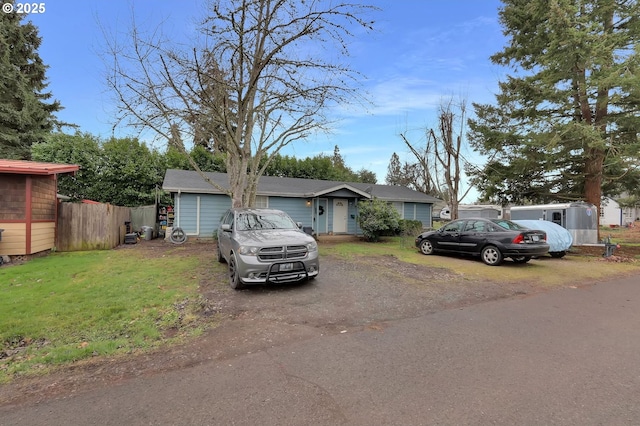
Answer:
0, 159, 80, 175
162, 169, 439, 203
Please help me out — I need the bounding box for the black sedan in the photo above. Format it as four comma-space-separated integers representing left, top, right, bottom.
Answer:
415, 218, 549, 266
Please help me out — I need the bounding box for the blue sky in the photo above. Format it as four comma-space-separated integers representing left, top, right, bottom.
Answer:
30, 0, 506, 201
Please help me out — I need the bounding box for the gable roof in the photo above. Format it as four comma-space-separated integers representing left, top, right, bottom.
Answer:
0, 159, 79, 175
162, 169, 440, 203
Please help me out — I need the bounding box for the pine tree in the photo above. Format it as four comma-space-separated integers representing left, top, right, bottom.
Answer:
0, 10, 61, 159
469, 0, 640, 213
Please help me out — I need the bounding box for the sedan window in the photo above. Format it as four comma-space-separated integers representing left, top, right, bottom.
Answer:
442, 221, 464, 232
492, 219, 527, 231
464, 220, 486, 232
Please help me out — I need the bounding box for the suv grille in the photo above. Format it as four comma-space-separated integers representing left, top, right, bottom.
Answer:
258, 245, 308, 261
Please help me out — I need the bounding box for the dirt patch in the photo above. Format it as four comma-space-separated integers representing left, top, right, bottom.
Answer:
0, 235, 636, 407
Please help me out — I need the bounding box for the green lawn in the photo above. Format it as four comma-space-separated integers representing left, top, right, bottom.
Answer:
0, 247, 216, 384
322, 236, 640, 286
2, 236, 638, 384
600, 225, 640, 245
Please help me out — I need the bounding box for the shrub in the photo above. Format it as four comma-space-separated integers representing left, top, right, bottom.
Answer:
357, 198, 401, 242
398, 219, 424, 236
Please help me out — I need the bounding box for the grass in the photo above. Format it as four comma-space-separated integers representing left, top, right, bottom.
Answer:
2, 233, 639, 384
321, 236, 640, 287
0, 248, 216, 384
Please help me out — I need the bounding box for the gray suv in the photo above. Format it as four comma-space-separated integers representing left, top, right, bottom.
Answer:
217, 208, 320, 289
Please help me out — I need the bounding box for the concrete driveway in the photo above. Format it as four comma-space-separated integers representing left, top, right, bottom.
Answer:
2, 272, 640, 425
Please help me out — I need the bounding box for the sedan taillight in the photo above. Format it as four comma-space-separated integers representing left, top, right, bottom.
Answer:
512, 234, 524, 244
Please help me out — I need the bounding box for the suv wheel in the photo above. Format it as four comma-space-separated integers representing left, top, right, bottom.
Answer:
228, 254, 244, 290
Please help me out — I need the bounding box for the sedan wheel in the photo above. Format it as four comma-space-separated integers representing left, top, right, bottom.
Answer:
481, 245, 503, 266
419, 239, 434, 255
228, 254, 244, 290
512, 256, 531, 264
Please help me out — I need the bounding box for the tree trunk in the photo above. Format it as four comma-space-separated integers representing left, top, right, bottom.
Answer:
584, 147, 604, 236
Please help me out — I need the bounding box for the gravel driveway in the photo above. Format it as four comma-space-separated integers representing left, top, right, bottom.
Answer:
203, 251, 541, 331
0, 240, 548, 406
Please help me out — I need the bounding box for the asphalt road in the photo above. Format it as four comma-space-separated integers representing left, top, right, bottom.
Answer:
2, 273, 640, 425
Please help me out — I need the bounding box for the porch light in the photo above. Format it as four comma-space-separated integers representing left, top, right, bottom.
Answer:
306, 200, 312, 207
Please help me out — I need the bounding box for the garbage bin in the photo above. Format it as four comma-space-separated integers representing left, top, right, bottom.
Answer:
141, 226, 154, 241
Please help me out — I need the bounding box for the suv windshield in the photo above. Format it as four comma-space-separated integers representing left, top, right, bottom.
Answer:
236, 212, 298, 231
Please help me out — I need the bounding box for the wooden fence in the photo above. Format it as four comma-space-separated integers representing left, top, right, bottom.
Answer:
56, 203, 131, 252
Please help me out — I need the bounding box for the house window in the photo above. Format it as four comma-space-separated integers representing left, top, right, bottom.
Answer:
391, 201, 403, 216
254, 195, 268, 208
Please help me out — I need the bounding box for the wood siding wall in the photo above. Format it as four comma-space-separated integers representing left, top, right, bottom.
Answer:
0, 222, 56, 255
31, 222, 56, 253
0, 175, 27, 219
57, 203, 131, 252
31, 176, 57, 220
0, 222, 27, 255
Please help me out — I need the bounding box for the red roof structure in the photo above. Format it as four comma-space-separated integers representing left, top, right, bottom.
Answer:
0, 159, 79, 175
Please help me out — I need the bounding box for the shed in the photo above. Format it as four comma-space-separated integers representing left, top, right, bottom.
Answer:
0, 159, 79, 257
509, 202, 598, 245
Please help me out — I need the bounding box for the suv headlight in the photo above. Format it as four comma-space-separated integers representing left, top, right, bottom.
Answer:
306, 241, 318, 252
239, 246, 260, 255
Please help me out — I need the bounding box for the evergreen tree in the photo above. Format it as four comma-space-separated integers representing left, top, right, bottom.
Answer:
262, 151, 377, 183
0, 9, 61, 159
32, 132, 102, 200
469, 0, 640, 213
386, 152, 403, 186
95, 137, 166, 207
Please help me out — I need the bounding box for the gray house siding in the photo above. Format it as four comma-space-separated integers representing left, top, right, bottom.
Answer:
201, 195, 231, 236
415, 203, 431, 227
175, 193, 231, 237
162, 169, 438, 238
403, 202, 431, 226
267, 197, 314, 229
176, 194, 432, 238
175, 193, 198, 234
404, 203, 416, 220
347, 199, 359, 234
315, 199, 328, 234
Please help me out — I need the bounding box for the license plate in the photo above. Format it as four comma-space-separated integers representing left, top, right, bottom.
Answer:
532, 235, 539, 242
280, 263, 293, 271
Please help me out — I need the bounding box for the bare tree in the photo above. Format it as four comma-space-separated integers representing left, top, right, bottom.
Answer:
105, 0, 376, 207
399, 98, 473, 219
431, 99, 473, 220
397, 133, 440, 196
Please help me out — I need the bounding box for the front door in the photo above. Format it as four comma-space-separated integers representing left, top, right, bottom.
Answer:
333, 199, 348, 233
